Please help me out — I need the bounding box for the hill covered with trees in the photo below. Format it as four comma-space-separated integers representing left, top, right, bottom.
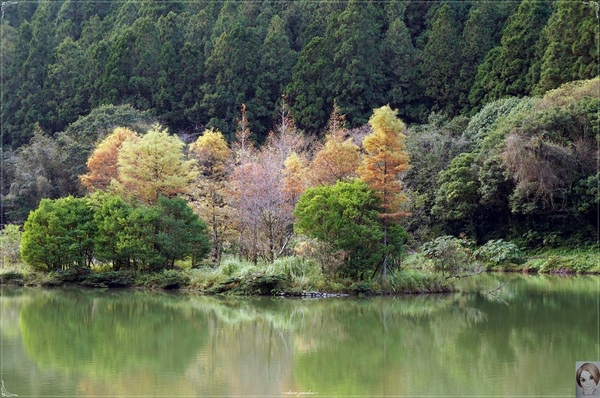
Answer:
1, 0, 597, 145
1, 0, 598, 284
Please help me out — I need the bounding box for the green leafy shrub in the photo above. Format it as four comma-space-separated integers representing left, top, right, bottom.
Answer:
220, 258, 240, 276
0, 224, 22, 265
21, 197, 97, 271
420, 235, 475, 277
474, 239, 524, 267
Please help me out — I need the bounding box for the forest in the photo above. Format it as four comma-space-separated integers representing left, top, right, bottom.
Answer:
0, 0, 598, 286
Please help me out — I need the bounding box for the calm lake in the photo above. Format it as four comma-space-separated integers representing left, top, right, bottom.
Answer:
1, 273, 598, 397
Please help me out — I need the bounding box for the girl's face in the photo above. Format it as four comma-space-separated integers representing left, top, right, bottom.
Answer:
580, 370, 598, 390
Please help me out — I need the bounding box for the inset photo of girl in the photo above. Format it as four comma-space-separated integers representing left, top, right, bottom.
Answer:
577, 362, 600, 397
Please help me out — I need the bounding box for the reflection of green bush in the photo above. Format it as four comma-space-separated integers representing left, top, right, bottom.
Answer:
19, 289, 208, 378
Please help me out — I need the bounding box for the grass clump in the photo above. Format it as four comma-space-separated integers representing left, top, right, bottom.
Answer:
375, 269, 452, 295
523, 246, 600, 274
0, 269, 24, 286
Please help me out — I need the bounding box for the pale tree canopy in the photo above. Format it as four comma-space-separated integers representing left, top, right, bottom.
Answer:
114, 124, 198, 204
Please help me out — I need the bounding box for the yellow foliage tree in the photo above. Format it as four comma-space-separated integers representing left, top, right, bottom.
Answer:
282, 151, 307, 208
115, 124, 198, 204
189, 128, 232, 178
188, 129, 234, 263
358, 105, 410, 275
307, 102, 361, 186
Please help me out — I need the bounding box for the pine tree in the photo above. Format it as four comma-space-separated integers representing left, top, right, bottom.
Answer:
80, 127, 140, 193
188, 129, 233, 263
536, 0, 599, 93
422, 3, 463, 116
307, 103, 361, 186
328, 0, 385, 126
459, 2, 515, 111
202, 22, 261, 137
287, 36, 334, 133
470, 0, 552, 106
252, 14, 297, 138
382, 15, 421, 121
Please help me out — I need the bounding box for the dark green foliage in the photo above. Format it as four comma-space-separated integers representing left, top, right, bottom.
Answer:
251, 14, 296, 134
91, 193, 136, 269
0, 271, 24, 286
206, 273, 287, 295
135, 269, 190, 290
470, 0, 552, 107
80, 271, 137, 288
1, 0, 593, 144
402, 116, 470, 241
327, 0, 385, 126
21, 196, 96, 271
154, 196, 211, 269
418, 79, 599, 246
432, 152, 481, 235
287, 36, 333, 133
21, 193, 210, 272
202, 22, 261, 137
459, 2, 516, 111
422, 3, 463, 115
382, 15, 422, 122
46, 37, 89, 130
536, 0, 599, 94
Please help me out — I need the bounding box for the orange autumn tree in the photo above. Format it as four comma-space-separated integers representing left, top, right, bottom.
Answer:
80, 127, 140, 192
358, 105, 410, 276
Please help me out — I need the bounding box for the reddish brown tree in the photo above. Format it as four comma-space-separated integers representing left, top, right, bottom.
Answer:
80, 127, 139, 193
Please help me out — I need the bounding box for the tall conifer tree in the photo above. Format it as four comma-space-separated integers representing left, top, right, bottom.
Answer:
358, 105, 410, 276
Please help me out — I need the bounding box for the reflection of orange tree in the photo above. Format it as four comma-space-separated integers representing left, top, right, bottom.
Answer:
19, 290, 208, 380
289, 296, 461, 396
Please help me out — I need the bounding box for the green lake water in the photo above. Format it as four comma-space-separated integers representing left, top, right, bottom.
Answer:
1, 273, 598, 397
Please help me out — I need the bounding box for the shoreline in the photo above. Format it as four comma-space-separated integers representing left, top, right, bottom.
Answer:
1, 265, 598, 296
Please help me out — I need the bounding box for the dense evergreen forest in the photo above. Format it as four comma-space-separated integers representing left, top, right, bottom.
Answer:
0, 0, 598, 276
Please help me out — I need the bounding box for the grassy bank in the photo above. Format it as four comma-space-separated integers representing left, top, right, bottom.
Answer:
519, 246, 600, 274
2, 246, 597, 294
402, 243, 600, 274
0, 256, 452, 295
